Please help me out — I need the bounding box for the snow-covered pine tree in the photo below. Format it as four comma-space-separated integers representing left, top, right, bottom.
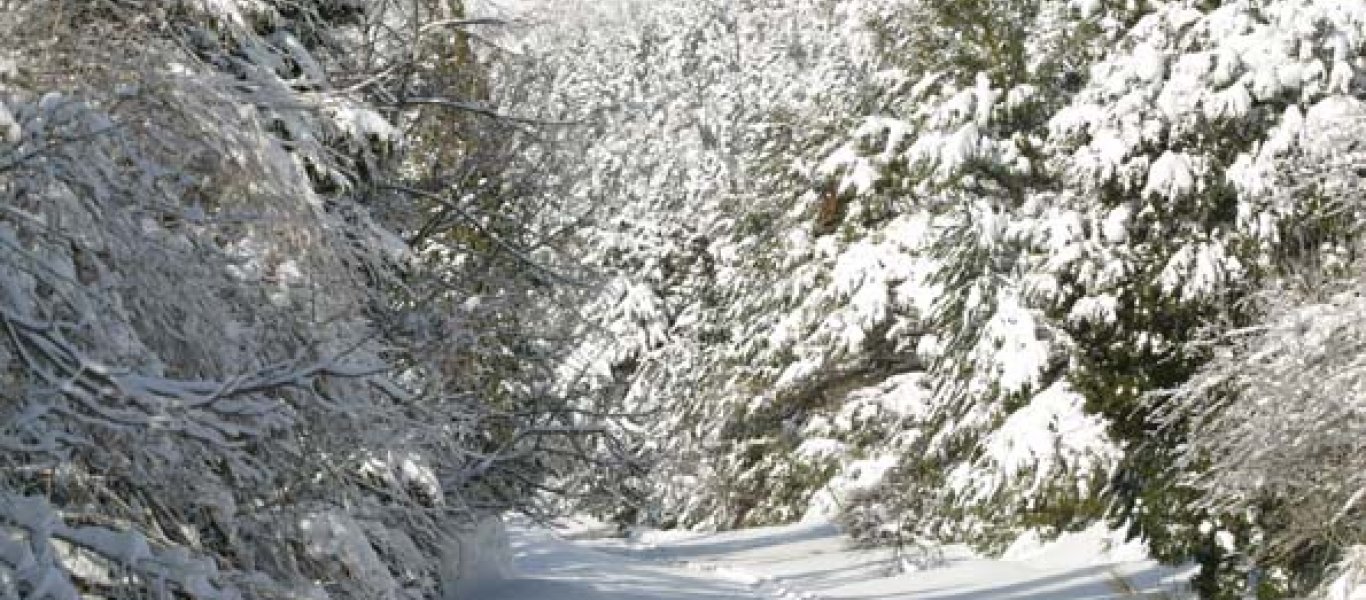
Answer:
1043, 2, 1366, 594
520, 0, 913, 528
807, 2, 1366, 596
496, 0, 1366, 595
807, 0, 1127, 550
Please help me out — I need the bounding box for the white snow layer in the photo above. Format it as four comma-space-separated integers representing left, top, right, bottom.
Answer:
452, 519, 768, 600
444, 516, 516, 598
485, 517, 1197, 600
951, 382, 1119, 502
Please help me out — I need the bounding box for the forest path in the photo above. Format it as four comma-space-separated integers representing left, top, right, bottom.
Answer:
461, 518, 1194, 600
454, 523, 774, 600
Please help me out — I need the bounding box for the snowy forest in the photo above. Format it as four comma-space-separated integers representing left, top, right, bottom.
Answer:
0, 0, 1363, 598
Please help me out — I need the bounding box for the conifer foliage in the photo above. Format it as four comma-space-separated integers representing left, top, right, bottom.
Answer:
531, 0, 1366, 597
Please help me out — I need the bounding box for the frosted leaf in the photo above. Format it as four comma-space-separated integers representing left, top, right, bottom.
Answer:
300, 512, 399, 597
272, 32, 327, 86
1250, 63, 1286, 100
932, 87, 979, 129
187, 0, 268, 27
951, 383, 1119, 501
1072, 131, 1129, 185
972, 73, 999, 127
820, 143, 880, 195
795, 438, 847, 460
1142, 151, 1197, 199
1304, 95, 1366, 155
1209, 47, 1243, 88
616, 281, 669, 351
1131, 44, 1167, 83
805, 454, 901, 521
972, 292, 1050, 396
1277, 62, 1307, 93
62, 526, 153, 566
1166, 6, 1204, 32
1204, 83, 1252, 121
1101, 204, 1132, 244
1004, 84, 1037, 112
1043, 209, 1085, 256
909, 71, 944, 99
1157, 52, 1212, 123
1070, 0, 1102, 19
940, 123, 981, 175
833, 242, 896, 299
776, 357, 823, 390
1330, 60, 1356, 94
326, 105, 399, 145
1068, 295, 1119, 325
1048, 104, 1101, 140
1159, 242, 1244, 301
1021, 273, 1060, 307
829, 372, 936, 435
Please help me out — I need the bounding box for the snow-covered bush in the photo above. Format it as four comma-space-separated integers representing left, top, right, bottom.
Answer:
0, 0, 614, 597
1171, 278, 1366, 597
1164, 116, 1366, 596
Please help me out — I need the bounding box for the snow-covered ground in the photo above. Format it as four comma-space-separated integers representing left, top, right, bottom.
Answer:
467, 517, 1196, 599
452, 520, 769, 599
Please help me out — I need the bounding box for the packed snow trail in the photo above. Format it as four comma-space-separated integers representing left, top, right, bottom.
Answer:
454, 524, 771, 600
470, 518, 1196, 599
586, 520, 1196, 600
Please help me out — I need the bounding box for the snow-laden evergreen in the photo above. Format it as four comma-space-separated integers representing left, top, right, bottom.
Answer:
520, 0, 1366, 597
